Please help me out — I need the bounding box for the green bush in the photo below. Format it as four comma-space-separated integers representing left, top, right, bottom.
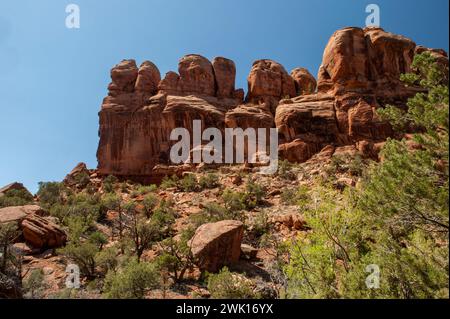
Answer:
103, 259, 160, 299
207, 267, 260, 299
199, 173, 220, 189
142, 193, 159, 218
281, 185, 310, 209
348, 155, 365, 177
58, 241, 99, 279
137, 184, 157, 195
278, 159, 296, 180
160, 175, 178, 190
129, 217, 160, 262
0, 223, 22, 298
95, 247, 119, 275
193, 202, 244, 226
23, 269, 46, 299
156, 232, 194, 283
0, 189, 34, 208
222, 189, 247, 212
88, 231, 108, 250
252, 210, 271, 237
285, 53, 449, 299
74, 172, 90, 188
37, 182, 63, 208
179, 174, 198, 192
151, 199, 175, 237
103, 175, 118, 193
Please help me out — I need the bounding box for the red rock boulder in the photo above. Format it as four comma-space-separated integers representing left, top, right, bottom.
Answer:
20, 214, 66, 249
190, 220, 244, 273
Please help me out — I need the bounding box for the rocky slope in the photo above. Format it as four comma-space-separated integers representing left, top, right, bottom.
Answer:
1, 26, 447, 299
97, 26, 447, 181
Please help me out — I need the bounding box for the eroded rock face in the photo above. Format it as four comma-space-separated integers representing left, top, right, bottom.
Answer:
291, 68, 317, 95
247, 59, 296, 101
96, 27, 448, 179
135, 61, 161, 94
97, 54, 243, 182
190, 220, 243, 273
108, 59, 139, 96
212, 57, 236, 98
317, 27, 417, 95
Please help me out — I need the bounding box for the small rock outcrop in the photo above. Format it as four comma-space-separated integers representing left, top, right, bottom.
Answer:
20, 214, 67, 249
0, 182, 32, 198
63, 162, 90, 185
189, 220, 244, 273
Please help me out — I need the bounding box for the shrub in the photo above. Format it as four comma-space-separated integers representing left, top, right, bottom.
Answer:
0, 189, 34, 208
103, 259, 160, 299
278, 159, 296, 180
222, 189, 247, 212
120, 182, 129, 193
281, 185, 310, 208
88, 232, 108, 250
136, 184, 157, 195
74, 172, 90, 188
65, 196, 102, 225
327, 155, 348, 175
95, 247, 119, 275
142, 193, 159, 218
65, 215, 91, 243
58, 241, 99, 279
286, 53, 449, 299
160, 175, 178, 190
198, 173, 220, 189
252, 210, 271, 237
192, 202, 244, 226
151, 199, 176, 237
23, 269, 46, 299
156, 231, 194, 283
0, 223, 22, 298
102, 193, 121, 211
37, 182, 63, 208
244, 178, 266, 209
179, 174, 198, 192
348, 155, 364, 177
129, 217, 160, 262
280, 188, 297, 205
207, 267, 260, 299
103, 175, 118, 193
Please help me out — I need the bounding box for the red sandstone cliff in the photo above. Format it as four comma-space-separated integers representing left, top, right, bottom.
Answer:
97, 27, 448, 180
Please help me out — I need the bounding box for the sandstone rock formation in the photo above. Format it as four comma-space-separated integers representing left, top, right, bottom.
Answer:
0, 182, 32, 198
291, 68, 317, 95
189, 220, 243, 273
96, 27, 448, 179
0, 205, 45, 224
21, 214, 67, 249
63, 162, 90, 186
0, 205, 66, 249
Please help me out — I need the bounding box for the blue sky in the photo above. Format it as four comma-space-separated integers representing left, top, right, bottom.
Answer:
0, 0, 448, 193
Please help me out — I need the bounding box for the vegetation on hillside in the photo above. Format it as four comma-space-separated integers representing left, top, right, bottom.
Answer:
285, 52, 449, 298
